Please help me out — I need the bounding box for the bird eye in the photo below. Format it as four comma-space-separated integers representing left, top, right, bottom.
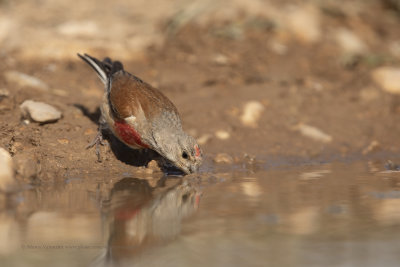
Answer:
182, 151, 189, 159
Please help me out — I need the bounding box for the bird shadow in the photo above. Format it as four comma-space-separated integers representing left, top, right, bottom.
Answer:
75, 104, 185, 174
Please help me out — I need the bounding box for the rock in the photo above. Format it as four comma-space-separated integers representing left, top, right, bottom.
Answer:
286, 5, 322, 44
372, 67, 400, 94
0, 148, 17, 192
0, 89, 9, 100
299, 169, 330, 180
57, 139, 69, 145
215, 130, 230, 140
241, 179, 262, 197
212, 54, 229, 65
362, 140, 380, 155
0, 17, 12, 44
57, 21, 99, 37
240, 101, 264, 127
197, 134, 212, 145
147, 160, 161, 173
20, 100, 62, 123
335, 28, 367, 55
4, 71, 48, 91
213, 153, 233, 164
269, 40, 288, 55
295, 123, 332, 143
13, 152, 39, 180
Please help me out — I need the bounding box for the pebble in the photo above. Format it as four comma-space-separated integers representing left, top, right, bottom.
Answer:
197, 134, 212, 145
241, 179, 262, 197
295, 123, 332, 143
57, 21, 99, 37
362, 140, 380, 155
335, 28, 367, 55
146, 160, 161, 173
286, 5, 321, 44
0, 148, 17, 192
213, 153, 233, 164
240, 101, 264, 127
212, 54, 229, 65
13, 152, 39, 180
57, 139, 69, 145
372, 67, 400, 94
215, 130, 230, 140
20, 100, 62, 123
0, 89, 9, 99
5, 71, 48, 91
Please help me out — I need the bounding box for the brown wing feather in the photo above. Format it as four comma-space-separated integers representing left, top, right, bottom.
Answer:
109, 71, 179, 121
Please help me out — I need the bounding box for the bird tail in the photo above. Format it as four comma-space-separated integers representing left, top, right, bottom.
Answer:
77, 53, 124, 86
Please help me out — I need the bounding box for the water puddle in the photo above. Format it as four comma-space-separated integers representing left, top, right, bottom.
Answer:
1, 158, 400, 266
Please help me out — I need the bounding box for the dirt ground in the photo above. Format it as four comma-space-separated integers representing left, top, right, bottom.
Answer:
1, 0, 400, 184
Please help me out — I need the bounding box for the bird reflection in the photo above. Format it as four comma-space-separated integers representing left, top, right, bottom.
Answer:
92, 177, 201, 266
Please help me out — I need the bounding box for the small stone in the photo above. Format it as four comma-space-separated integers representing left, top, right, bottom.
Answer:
13, 152, 39, 180
84, 128, 95, 135
0, 89, 9, 99
269, 40, 288, 55
213, 153, 233, 164
240, 101, 264, 127
335, 28, 367, 55
295, 123, 332, 143
5, 71, 48, 91
241, 180, 262, 197
372, 67, 400, 94
215, 130, 230, 140
299, 170, 330, 180
20, 100, 62, 123
212, 54, 229, 65
0, 148, 17, 192
362, 140, 380, 155
57, 21, 99, 37
147, 160, 161, 173
197, 134, 212, 145
51, 89, 68, 97
286, 5, 321, 44
57, 139, 69, 145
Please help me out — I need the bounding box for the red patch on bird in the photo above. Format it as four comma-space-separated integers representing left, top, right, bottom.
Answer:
195, 145, 201, 157
114, 121, 149, 148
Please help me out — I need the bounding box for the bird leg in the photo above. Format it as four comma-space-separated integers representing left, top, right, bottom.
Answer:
86, 130, 106, 162
87, 118, 108, 162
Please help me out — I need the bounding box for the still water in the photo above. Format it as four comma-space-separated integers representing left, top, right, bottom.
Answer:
1, 158, 400, 266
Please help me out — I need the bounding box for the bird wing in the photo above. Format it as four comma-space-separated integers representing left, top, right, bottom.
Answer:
108, 71, 179, 124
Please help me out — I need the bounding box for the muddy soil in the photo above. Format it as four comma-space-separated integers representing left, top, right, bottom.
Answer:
1, 0, 400, 184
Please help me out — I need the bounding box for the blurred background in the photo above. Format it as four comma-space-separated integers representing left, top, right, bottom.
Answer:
1, 0, 400, 266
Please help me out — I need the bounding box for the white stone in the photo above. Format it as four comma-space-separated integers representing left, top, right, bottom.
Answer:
197, 134, 212, 145
296, 123, 332, 143
5, 71, 48, 91
0, 148, 16, 192
240, 101, 264, 127
57, 21, 99, 37
213, 153, 233, 164
20, 100, 62, 123
372, 67, 400, 94
0, 89, 9, 98
212, 54, 229, 65
286, 6, 321, 44
215, 130, 230, 140
335, 28, 367, 55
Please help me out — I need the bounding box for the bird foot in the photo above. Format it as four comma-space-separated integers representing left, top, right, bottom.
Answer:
86, 130, 106, 162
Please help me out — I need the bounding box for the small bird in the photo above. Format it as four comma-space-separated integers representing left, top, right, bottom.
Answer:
78, 53, 202, 174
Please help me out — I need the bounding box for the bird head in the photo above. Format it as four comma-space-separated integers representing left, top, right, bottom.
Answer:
153, 131, 203, 174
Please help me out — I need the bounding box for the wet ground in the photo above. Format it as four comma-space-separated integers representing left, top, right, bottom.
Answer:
1, 0, 400, 266
2, 157, 400, 267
